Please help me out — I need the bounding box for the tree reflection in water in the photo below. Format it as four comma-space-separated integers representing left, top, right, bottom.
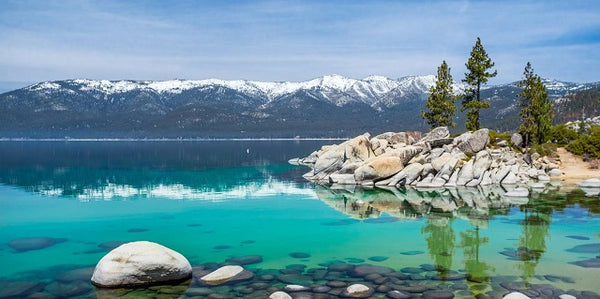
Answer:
421, 216, 455, 282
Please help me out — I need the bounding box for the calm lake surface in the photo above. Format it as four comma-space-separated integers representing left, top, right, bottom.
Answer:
0, 141, 599, 298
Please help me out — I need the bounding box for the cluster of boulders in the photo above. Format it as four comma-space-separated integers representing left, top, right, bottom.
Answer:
294, 127, 563, 189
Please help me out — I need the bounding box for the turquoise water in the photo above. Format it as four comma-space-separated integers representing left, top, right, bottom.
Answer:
0, 141, 599, 298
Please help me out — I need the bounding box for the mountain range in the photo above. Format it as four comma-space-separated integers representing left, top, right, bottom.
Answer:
0, 75, 598, 138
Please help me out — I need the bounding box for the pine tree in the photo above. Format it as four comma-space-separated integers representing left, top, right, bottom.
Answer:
517, 62, 536, 147
517, 62, 553, 146
462, 37, 497, 131
421, 60, 457, 129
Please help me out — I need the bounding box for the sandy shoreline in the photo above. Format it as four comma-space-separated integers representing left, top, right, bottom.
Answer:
556, 147, 599, 186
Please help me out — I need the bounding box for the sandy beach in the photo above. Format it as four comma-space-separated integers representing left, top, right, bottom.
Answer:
556, 147, 600, 185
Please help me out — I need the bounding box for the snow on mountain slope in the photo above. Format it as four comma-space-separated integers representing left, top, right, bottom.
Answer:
20, 75, 598, 111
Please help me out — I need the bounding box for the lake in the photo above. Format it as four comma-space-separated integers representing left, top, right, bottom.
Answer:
0, 141, 599, 298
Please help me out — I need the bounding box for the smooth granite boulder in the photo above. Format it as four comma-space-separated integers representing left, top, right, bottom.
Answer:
354, 156, 404, 182
458, 128, 490, 153
91, 241, 192, 287
200, 265, 254, 285
269, 291, 292, 299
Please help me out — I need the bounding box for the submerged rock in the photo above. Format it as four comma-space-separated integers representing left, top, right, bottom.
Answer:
269, 291, 292, 299
8, 237, 67, 252
342, 283, 373, 298
200, 265, 246, 285
0, 281, 44, 298
91, 241, 192, 287
225, 255, 263, 265
503, 292, 531, 299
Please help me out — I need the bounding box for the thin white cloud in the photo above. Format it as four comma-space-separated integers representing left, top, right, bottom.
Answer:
0, 0, 598, 84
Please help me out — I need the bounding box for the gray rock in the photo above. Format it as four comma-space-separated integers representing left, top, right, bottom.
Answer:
480, 171, 492, 186
380, 145, 424, 165
225, 255, 263, 266
458, 128, 490, 153
354, 156, 404, 182
284, 285, 311, 292
505, 187, 529, 197
329, 173, 357, 185
419, 127, 450, 143
502, 171, 518, 185
465, 178, 480, 187
269, 291, 292, 299
313, 146, 345, 175
342, 283, 374, 298
429, 138, 454, 148
432, 153, 453, 172
538, 174, 550, 181
387, 290, 412, 299
91, 241, 192, 287
338, 162, 363, 174
548, 168, 563, 177
444, 169, 459, 187
511, 133, 523, 147
473, 150, 492, 179
456, 159, 474, 186
503, 292, 531, 299
201, 265, 245, 285
389, 132, 409, 145
497, 140, 508, 147
578, 178, 600, 188
388, 163, 423, 186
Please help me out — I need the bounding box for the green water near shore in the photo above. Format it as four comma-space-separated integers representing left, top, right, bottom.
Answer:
0, 141, 599, 298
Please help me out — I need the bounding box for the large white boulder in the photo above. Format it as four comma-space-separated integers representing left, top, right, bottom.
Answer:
91, 241, 192, 287
354, 156, 404, 182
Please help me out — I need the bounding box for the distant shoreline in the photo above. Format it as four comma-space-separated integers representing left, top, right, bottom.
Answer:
0, 137, 349, 142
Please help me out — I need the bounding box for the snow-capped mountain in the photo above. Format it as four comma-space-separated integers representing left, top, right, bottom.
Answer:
1, 75, 598, 137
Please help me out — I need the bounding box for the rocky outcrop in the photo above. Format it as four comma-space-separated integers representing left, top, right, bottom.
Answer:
91, 241, 192, 287
296, 127, 562, 188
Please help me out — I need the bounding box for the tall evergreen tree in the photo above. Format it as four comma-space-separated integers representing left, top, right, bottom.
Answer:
517, 62, 553, 146
461, 37, 497, 131
422, 60, 457, 129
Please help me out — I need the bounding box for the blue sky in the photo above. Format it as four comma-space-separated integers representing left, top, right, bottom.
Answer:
0, 0, 598, 91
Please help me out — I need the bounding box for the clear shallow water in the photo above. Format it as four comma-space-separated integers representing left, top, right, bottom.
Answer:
0, 141, 599, 298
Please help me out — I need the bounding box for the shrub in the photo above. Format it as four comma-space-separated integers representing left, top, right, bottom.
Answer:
566, 125, 600, 158
529, 143, 556, 157
549, 124, 578, 145
488, 130, 511, 145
